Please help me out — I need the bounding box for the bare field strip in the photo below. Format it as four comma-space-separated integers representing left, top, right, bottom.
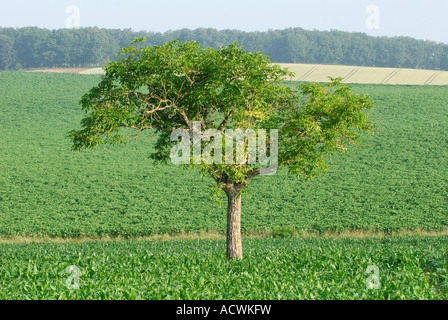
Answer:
2, 228, 448, 244
30, 64, 448, 85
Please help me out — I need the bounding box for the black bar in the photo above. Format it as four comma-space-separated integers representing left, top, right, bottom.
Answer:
0, 300, 445, 318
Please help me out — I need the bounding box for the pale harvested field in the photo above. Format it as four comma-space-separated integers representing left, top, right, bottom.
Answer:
277, 63, 448, 85
79, 67, 104, 75
30, 64, 448, 85
28, 68, 90, 73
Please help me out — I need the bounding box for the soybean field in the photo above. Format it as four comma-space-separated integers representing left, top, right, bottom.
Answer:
1, 71, 448, 238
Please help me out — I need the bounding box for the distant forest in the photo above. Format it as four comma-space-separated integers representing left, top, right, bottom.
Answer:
1, 26, 448, 71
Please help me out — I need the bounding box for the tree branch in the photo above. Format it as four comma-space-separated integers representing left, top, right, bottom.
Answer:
218, 111, 232, 133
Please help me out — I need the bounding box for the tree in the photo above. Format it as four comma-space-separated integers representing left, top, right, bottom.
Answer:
285, 28, 309, 64
68, 38, 375, 259
0, 34, 16, 70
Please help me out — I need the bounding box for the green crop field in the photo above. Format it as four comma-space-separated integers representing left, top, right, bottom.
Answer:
1, 71, 448, 238
1, 71, 448, 300
1, 236, 448, 300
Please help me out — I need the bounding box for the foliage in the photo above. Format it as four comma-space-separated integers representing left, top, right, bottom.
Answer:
279, 77, 375, 179
68, 39, 374, 197
68, 38, 294, 187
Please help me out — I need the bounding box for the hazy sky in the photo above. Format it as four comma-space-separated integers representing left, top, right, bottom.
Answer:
1, 0, 447, 44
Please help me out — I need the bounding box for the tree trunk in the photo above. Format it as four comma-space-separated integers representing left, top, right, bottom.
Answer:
225, 187, 243, 259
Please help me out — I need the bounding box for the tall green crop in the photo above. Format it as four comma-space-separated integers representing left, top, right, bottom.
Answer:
0, 237, 447, 300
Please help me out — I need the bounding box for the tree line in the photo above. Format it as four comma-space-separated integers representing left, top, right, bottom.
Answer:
1, 26, 448, 71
